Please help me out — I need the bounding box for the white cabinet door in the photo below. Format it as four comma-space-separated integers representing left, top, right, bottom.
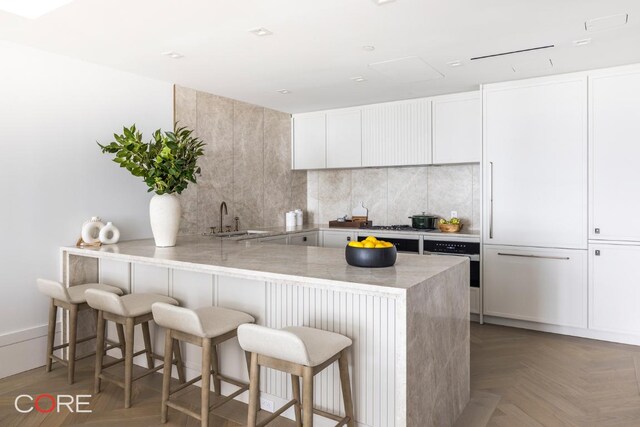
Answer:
589, 66, 640, 242
362, 99, 431, 167
589, 243, 640, 335
483, 74, 588, 249
326, 109, 361, 169
293, 113, 326, 170
322, 231, 355, 248
432, 91, 481, 164
483, 245, 587, 328
289, 232, 319, 246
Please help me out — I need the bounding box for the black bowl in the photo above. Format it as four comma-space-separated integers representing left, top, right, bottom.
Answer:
345, 245, 397, 268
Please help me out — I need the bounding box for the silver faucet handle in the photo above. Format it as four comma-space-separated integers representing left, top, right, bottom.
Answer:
225, 225, 232, 232
209, 226, 217, 234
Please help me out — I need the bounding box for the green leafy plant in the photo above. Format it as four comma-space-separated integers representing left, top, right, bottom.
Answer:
98, 124, 206, 195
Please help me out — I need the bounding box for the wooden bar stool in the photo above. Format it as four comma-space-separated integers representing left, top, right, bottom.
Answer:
238, 324, 355, 427
37, 278, 125, 384
85, 289, 186, 408
151, 302, 255, 427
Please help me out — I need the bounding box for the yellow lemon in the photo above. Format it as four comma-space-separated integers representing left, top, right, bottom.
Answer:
348, 241, 364, 248
374, 243, 386, 248
363, 241, 375, 248
364, 236, 378, 242
383, 242, 394, 248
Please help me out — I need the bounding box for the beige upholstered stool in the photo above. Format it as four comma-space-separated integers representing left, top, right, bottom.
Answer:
238, 324, 355, 427
85, 289, 186, 408
151, 302, 255, 427
37, 278, 124, 384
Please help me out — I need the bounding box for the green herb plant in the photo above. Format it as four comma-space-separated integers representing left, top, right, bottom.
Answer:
98, 124, 206, 195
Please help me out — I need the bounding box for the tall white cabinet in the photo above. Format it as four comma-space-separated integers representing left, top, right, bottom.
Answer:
482, 74, 588, 328
589, 66, 640, 242
483, 75, 588, 249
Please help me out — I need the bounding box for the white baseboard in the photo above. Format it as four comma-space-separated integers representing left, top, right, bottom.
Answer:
0, 322, 61, 379
482, 315, 640, 346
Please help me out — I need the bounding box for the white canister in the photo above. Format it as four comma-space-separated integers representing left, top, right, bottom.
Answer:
99, 222, 120, 244
285, 211, 296, 229
294, 209, 303, 226
81, 217, 105, 244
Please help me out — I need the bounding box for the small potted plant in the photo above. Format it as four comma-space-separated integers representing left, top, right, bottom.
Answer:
98, 124, 205, 247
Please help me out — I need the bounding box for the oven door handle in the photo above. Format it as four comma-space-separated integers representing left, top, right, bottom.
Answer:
424, 252, 479, 262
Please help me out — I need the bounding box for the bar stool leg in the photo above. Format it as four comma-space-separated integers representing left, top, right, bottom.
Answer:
94, 310, 105, 394
200, 337, 212, 427
45, 300, 57, 373
291, 375, 303, 426
247, 352, 260, 427
302, 366, 314, 427
141, 321, 154, 369
67, 303, 79, 384
338, 351, 355, 427
124, 317, 135, 409
211, 343, 221, 396
173, 339, 186, 383
161, 329, 172, 424
116, 324, 126, 358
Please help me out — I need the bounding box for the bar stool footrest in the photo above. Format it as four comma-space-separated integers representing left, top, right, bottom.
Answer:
166, 400, 202, 421
256, 399, 298, 427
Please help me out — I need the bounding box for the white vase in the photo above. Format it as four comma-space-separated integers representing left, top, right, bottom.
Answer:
99, 221, 120, 244
149, 194, 181, 247
81, 216, 105, 244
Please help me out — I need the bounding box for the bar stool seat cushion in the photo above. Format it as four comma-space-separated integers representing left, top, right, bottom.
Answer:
86, 289, 178, 317
152, 303, 255, 338
37, 279, 123, 304
238, 324, 352, 367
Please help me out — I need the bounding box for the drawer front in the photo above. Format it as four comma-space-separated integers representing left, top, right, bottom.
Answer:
483, 245, 587, 328
289, 232, 318, 246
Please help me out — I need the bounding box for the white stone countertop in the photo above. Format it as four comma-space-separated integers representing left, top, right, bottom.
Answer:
224, 224, 481, 240
62, 235, 467, 295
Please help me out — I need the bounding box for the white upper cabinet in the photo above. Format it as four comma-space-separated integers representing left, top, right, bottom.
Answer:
362, 98, 431, 167
589, 243, 640, 335
432, 91, 481, 164
292, 113, 326, 170
589, 66, 640, 242
326, 109, 362, 169
483, 74, 588, 249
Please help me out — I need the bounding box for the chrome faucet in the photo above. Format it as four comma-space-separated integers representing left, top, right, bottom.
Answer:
219, 201, 228, 233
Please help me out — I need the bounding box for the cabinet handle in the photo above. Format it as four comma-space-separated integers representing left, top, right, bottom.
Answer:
303, 236, 307, 242
489, 161, 494, 239
497, 252, 570, 260
347, 236, 351, 241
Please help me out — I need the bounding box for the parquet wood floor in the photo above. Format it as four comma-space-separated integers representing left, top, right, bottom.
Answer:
4, 323, 640, 426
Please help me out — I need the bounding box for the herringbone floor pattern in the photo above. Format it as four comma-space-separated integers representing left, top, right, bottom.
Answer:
4, 324, 640, 426
462, 323, 640, 427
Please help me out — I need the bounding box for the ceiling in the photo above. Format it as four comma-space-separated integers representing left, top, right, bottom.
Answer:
1, 0, 640, 113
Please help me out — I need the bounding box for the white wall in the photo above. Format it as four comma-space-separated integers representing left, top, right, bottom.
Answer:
0, 41, 173, 376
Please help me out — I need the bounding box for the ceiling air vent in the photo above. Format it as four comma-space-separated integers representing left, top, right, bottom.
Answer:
585, 14, 628, 32
470, 45, 555, 61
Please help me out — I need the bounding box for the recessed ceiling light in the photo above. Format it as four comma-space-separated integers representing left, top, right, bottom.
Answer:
0, 0, 75, 19
573, 38, 592, 46
585, 13, 628, 32
162, 51, 184, 59
362, 46, 376, 51
276, 89, 290, 94
249, 27, 273, 37
372, 0, 396, 4
447, 60, 463, 68
350, 76, 367, 82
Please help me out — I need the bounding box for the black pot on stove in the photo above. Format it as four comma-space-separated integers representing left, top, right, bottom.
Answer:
408, 212, 439, 229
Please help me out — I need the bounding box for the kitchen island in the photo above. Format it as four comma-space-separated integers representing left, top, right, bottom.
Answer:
61, 236, 469, 427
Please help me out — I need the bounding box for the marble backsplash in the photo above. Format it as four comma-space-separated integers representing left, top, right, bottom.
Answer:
307, 164, 480, 230
174, 86, 306, 234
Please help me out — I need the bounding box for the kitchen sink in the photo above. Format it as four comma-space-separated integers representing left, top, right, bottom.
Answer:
213, 230, 271, 239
